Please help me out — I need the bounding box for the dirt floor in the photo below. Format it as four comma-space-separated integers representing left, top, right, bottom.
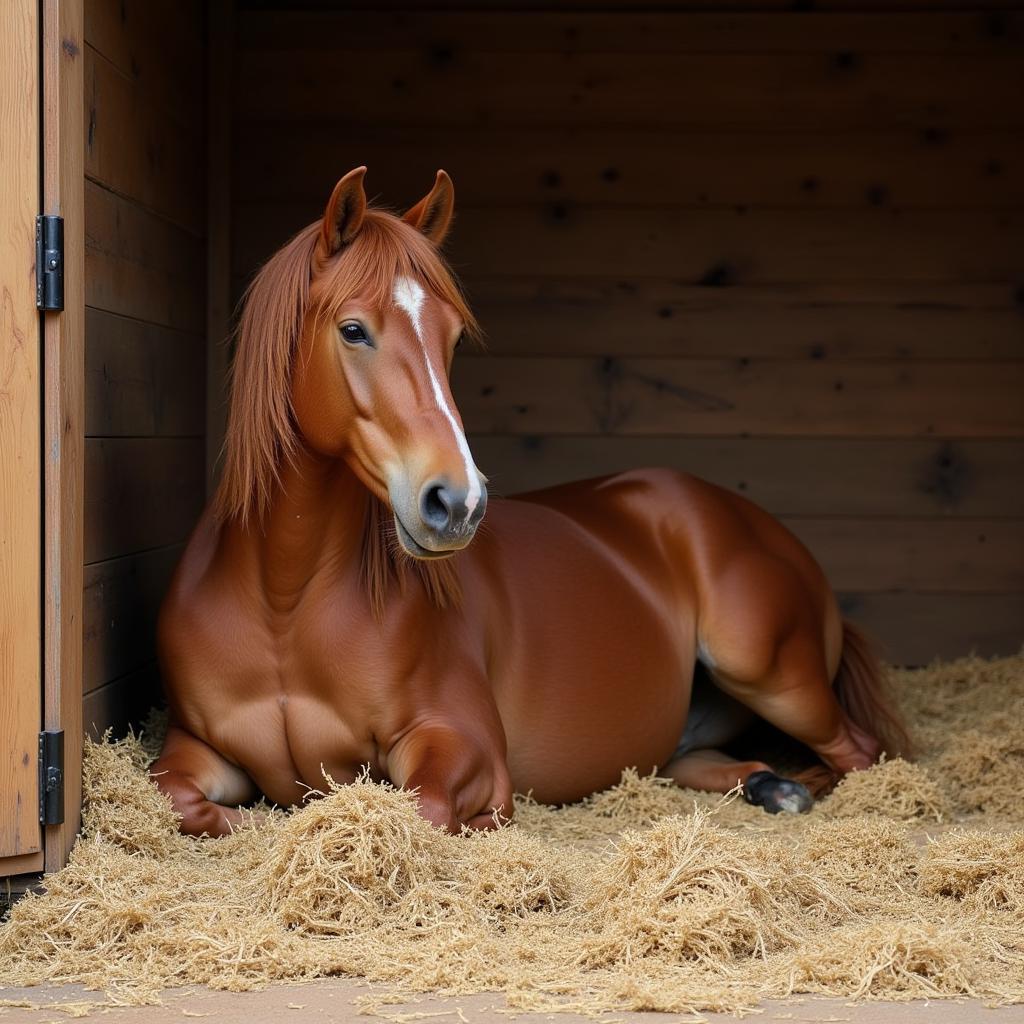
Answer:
2, 981, 1024, 1024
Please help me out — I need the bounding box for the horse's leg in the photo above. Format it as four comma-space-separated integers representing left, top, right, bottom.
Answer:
150, 725, 258, 837
386, 720, 514, 834
701, 562, 880, 777
709, 634, 879, 776
661, 748, 813, 813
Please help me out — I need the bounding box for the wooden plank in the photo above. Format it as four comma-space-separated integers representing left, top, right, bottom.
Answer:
452, 356, 1024, 438
785, 518, 1023, 593
42, 0, 85, 871
239, 10, 1024, 56
84, 44, 205, 234
234, 51, 1024, 129
0, 852, 45, 879
84, 546, 182, 694
240, 1, 1024, 12
448, 207, 1024, 285
458, 280, 1024, 360
0, 0, 42, 863
234, 205, 1024, 286
82, 664, 162, 740
472, 437, 1024, 518
84, 0, 203, 121
234, 127, 1024, 210
207, 0, 234, 494
839, 592, 1024, 666
85, 308, 205, 437
225, 276, 1024, 361
84, 438, 205, 564
85, 179, 205, 332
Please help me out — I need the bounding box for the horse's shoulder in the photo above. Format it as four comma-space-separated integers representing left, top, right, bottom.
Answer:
158, 510, 232, 643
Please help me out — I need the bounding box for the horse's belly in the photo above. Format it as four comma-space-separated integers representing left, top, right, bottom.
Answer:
494, 588, 694, 803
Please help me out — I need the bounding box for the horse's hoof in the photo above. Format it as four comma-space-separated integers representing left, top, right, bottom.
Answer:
743, 770, 813, 815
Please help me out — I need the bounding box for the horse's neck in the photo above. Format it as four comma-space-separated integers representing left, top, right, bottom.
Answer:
252, 446, 368, 612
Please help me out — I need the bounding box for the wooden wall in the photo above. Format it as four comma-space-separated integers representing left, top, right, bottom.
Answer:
230, 3, 1024, 665
82, 0, 206, 735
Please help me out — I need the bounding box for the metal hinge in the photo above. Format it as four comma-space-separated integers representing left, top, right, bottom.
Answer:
35, 214, 64, 311
39, 730, 65, 826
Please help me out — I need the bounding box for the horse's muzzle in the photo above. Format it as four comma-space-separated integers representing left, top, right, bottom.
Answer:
393, 478, 487, 558
420, 478, 486, 535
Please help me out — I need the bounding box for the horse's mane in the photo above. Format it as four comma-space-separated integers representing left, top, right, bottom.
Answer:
213, 208, 479, 613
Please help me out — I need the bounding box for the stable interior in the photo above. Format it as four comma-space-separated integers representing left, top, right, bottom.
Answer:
82, 0, 1024, 741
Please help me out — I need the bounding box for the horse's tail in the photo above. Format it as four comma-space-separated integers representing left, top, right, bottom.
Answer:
793, 620, 912, 795
833, 619, 912, 761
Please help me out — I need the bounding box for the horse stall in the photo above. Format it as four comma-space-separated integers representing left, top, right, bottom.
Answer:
2, 0, 1024, 1008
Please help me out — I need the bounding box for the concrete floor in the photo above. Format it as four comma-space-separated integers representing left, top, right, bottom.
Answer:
1, 981, 1021, 1023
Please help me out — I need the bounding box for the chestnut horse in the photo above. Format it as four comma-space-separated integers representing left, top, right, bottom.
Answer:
153, 167, 907, 836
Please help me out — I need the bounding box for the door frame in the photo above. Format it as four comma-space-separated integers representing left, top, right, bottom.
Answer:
1, 0, 84, 882
41, 0, 85, 873
0, 0, 44, 877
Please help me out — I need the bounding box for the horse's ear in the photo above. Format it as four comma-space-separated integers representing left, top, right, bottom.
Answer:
320, 166, 368, 256
402, 170, 455, 246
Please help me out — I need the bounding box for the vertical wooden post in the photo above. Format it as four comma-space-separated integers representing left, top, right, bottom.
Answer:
42, 0, 85, 872
206, 0, 235, 495
0, 0, 43, 874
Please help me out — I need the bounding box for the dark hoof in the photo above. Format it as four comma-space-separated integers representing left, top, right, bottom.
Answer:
743, 770, 813, 815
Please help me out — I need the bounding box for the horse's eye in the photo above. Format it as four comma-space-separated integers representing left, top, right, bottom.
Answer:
455, 332, 465, 350
340, 322, 371, 346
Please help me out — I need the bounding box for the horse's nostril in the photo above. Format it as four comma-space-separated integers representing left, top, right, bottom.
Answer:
421, 483, 452, 531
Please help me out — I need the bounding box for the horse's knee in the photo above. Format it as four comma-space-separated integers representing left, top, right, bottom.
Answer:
150, 767, 241, 838
413, 788, 460, 833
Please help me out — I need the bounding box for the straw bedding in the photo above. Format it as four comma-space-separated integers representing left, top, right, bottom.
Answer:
2, 652, 1024, 1014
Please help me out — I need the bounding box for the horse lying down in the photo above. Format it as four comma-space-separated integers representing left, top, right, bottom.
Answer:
152, 167, 909, 836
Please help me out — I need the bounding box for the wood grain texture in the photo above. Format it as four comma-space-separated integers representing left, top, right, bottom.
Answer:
235, 50, 1024, 129
83, 546, 182, 693
79, 0, 208, 760
225, 4, 1024, 662
238, 1, 1024, 12
42, 0, 86, 871
235, 127, 1024, 210
235, 204, 1023, 287
227, 276, 1024, 361
207, 0, 233, 494
84, 438, 205, 565
84, 0, 203, 120
82, 663, 163, 740
84, 43, 204, 234
452, 357, 1024, 438
0, 0, 42, 863
459, 280, 1024, 360
472, 437, 1024, 517
85, 180, 205, 331
85, 308, 205, 437
839, 591, 1024, 665
787, 518, 1024, 593
239, 10, 1023, 56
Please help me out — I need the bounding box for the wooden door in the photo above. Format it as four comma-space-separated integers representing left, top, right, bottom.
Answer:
0, 0, 43, 874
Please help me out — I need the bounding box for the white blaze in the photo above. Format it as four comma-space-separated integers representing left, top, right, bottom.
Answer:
392, 276, 481, 526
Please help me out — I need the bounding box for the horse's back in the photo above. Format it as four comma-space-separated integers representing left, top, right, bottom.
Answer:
506, 466, 841, 678
512, 467, 830, 600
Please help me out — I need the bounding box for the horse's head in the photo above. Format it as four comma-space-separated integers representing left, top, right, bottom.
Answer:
219, 167, 487, 560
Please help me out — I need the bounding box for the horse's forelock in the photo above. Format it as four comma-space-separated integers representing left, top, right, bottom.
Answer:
316, 211, 479, 342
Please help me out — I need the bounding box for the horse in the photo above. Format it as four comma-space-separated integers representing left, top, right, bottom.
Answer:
152, 167, 909, 837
